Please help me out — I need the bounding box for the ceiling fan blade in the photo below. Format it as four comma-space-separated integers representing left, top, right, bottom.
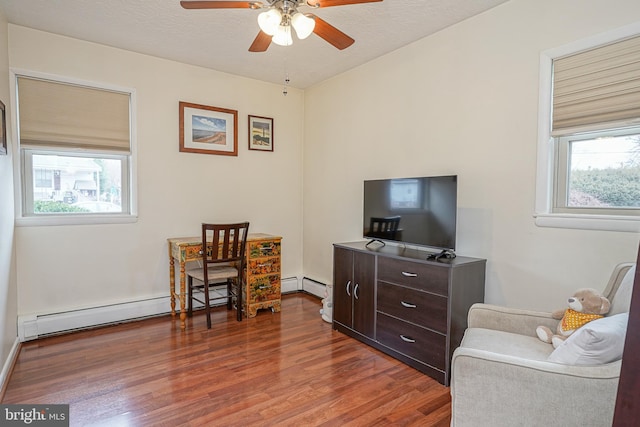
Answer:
249, 31, 272, 52
306, 0, 382, 7
180, 1, 262, 9
310, 15, 355, 50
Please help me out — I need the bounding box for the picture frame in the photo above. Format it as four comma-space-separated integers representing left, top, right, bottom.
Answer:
248, 115, 274, 152
179, 101, 238, 156
0, 100, 6, 156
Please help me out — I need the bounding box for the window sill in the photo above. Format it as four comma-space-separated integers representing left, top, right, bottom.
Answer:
16, 214, 138, 227
534, 213, 640, 232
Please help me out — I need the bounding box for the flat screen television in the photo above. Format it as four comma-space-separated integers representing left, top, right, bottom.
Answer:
363, 175, 457, 253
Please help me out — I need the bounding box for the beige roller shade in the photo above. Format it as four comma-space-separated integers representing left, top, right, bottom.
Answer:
552, 34, 640, 135
17, 77, 130, 152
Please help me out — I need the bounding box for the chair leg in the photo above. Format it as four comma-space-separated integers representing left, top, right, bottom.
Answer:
187, 276, 193, 318
204, 281, 212, 329
226, 280, 233, 310
236, 277, 243, 322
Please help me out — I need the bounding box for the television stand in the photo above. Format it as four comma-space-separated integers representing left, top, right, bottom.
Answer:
332, 241, 486, 385
427, 249, 456, 261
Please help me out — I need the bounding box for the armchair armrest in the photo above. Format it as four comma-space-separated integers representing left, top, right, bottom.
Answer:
468, 303, 558, 337
451, 346, 621, 427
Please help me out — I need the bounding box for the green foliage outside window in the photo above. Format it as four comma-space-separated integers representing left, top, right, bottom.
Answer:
34, 201, 90, 213
570, 167, 640, 208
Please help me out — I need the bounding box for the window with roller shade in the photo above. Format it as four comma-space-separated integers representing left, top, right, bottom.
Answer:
16, 75, 135, 222
535, 29, 640, 230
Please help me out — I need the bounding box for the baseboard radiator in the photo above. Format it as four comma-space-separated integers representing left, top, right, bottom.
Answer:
18, 277, 301, 341
301, 277, 327, 298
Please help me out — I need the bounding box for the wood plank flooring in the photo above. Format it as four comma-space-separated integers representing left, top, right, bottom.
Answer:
2, 293, 451, 426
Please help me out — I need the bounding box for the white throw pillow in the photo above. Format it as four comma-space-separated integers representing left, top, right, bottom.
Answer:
547, 313, 629, 365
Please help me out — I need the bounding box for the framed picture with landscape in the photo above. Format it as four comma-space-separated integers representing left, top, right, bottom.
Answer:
248, 115, 274, 152
179, 101, 238, 156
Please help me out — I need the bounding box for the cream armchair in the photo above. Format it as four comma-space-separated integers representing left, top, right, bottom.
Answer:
450, 263, 634, 427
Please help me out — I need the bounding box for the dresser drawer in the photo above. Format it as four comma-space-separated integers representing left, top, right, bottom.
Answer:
248, 274, 281, 303
377, 282, 448, 333
376, 312, 446, 370
248, 240, 281, 258
377, 257, 448, 296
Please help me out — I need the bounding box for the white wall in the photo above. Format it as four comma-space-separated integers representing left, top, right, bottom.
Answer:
303, 0, 640, 311
0, 9, 18, 389
6, 0, 640, 323
9, 25, 304, 316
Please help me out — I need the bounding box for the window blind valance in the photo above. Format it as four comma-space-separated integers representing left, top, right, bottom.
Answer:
552, 34, 640, 135
17, 77, 130, 152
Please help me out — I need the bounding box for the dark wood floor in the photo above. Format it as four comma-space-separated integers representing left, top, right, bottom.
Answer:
2, 293, 451, 426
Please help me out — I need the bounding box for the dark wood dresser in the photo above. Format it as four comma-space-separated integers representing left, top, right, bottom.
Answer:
333, 241, 486, 385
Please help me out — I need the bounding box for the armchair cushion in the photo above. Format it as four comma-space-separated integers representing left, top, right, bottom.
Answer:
548, 312, 629, 365
461, 328, 554, 362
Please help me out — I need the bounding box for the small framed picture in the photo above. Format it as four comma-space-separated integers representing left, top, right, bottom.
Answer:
0, 100, 6, 155
179, 101, 238, 156
248, 115, 274, 152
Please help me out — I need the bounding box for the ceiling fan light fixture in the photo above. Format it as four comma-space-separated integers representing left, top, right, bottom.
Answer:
291, 12, 315, 40
272, 24, 293, 46
257, 8, 282, 36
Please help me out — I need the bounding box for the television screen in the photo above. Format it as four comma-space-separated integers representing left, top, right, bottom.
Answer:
363, 175, 457, 251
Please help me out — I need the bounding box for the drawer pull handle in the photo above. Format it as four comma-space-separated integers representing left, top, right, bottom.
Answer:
346, 280, 352, 296
401, 301, 417, 309
401, 271, 418, 278
258, 285, 269, 290
400, 335, 416, 343
354, 283, 359, 300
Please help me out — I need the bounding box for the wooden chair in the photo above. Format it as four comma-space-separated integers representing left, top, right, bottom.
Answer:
186, 222, 249, 328
368, 216, 401, 240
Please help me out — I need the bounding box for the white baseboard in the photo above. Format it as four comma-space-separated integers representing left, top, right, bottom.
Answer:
1, 337, 20, 398
17, 277, 301, 341
302, 277, 327, 298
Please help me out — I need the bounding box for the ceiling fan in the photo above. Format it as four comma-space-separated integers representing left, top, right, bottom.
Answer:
180, 0, 383, 52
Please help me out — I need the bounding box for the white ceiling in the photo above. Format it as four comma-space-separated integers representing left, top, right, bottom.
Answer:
0, 0, 510, 89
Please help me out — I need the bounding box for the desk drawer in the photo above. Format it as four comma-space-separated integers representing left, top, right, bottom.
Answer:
248, 259, 281, 275
377, 282, 447, 333
185, 245, 203, 260
376, 312, 446, 370
248, 274, 281, 303
249, 240, 281, 258
378, 257, 448, 296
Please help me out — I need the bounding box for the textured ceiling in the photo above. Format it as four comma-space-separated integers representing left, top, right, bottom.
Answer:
0, 0, 510, 89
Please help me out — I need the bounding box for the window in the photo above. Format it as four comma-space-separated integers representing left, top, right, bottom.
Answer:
390, 179, 421, 209
554, 128, 640, 215
535, 25, 640, 231
15, 74, 136, 225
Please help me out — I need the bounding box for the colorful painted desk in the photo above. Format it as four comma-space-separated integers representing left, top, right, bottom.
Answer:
168, 233, 282, 329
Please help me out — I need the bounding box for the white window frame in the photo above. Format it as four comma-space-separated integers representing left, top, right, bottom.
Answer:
11, 69, 138, 226
535, 23, 640, 232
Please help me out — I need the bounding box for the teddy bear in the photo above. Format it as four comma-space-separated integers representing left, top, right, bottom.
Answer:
536, 288, 610, 348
